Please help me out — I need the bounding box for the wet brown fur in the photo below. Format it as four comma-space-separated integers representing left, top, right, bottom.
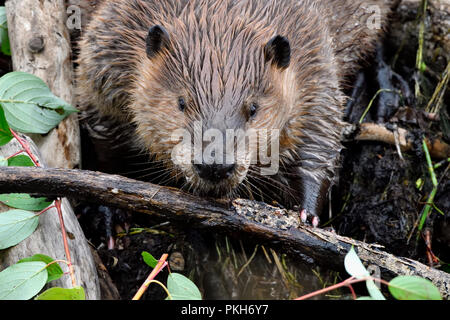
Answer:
76, 0, 394, 215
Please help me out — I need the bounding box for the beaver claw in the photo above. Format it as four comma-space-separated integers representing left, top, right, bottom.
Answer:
300, 209, 320, 228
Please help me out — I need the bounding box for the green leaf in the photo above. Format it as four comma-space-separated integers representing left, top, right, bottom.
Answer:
0, 107, 12, 146
440, 264, 450, 273
366, 278, 385, 300
0, 209, 39, 249
415, 178, 424, 190
356, 296, 374, 300
0, 29, 10, 56
35, 287, 85, 300
167, 273, 202, 300
0, 71, 78, 134
420, 61, 427, 73
0, 157, 7, 166
18, 254, 63, 283
344, 247, 385, 300
389, 276, 442, 300
0, 261, 48, 300
0, 8, 6, 29
142, 251, 158, 268
0, 7, 11, 56
7, 155, 35, 167
0, 194, 52, 211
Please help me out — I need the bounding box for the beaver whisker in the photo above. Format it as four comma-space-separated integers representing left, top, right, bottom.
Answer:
158, 171, 185, 187
138, 166, 177, 183
247, 169, 300, 206
125, 165, 173, 178
127, 161, 170, 168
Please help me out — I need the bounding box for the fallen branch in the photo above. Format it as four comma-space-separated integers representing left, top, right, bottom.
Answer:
0, 166, 449, 298
346, 123, 450, 159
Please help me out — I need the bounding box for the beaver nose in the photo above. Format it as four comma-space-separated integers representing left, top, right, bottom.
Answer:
194, 163, 236, 182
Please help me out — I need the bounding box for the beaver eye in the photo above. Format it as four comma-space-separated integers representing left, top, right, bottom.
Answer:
178, 97, 187, 112
249, 103, 258, 119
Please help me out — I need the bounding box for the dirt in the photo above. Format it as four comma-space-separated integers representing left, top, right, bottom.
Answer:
329, 2, 450, 267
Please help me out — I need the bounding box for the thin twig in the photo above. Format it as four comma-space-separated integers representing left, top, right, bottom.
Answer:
132, 254, 169, 300
418, 138, 439, 237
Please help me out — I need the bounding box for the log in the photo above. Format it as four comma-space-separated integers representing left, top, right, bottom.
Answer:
0, 138, 100, 300
0, 166, 448, 299
5, 0, 80, 169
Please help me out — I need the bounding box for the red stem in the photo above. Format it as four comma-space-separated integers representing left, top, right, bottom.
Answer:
347, 284, 357, 300
132, 254, 169, 300
295, 276, 392, 300
9, 128, 77, 287
55, 199, 77, 287
295, 277, 358, 300
5, 149, 25, 160
37, 205, 56, 216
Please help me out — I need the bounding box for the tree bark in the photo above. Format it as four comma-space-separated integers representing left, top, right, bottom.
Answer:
2, 0, 99, 300
5, 0, 80, 169
0, 165, 448, 299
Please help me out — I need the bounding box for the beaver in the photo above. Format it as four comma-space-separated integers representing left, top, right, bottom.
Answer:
76, 0, 396, 223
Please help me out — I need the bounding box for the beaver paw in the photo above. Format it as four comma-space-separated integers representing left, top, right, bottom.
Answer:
300, 209, 319, 228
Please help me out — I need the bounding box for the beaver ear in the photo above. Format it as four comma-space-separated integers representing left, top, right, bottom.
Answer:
146, 25, 170, 59
264, 35, 291, 69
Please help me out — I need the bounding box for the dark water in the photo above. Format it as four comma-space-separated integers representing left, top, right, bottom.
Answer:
77, 207, 349, 300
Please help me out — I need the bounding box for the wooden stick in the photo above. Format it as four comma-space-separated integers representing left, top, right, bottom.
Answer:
348, 123, 450, 159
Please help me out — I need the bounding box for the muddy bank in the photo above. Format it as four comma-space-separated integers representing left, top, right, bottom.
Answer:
332, 0, 449, 267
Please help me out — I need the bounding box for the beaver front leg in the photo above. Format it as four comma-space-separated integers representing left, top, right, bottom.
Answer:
300, 173, 332, 227
285, 120, 343, 227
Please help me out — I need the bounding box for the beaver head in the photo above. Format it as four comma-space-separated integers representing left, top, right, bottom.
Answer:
130, 14, 301, 198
